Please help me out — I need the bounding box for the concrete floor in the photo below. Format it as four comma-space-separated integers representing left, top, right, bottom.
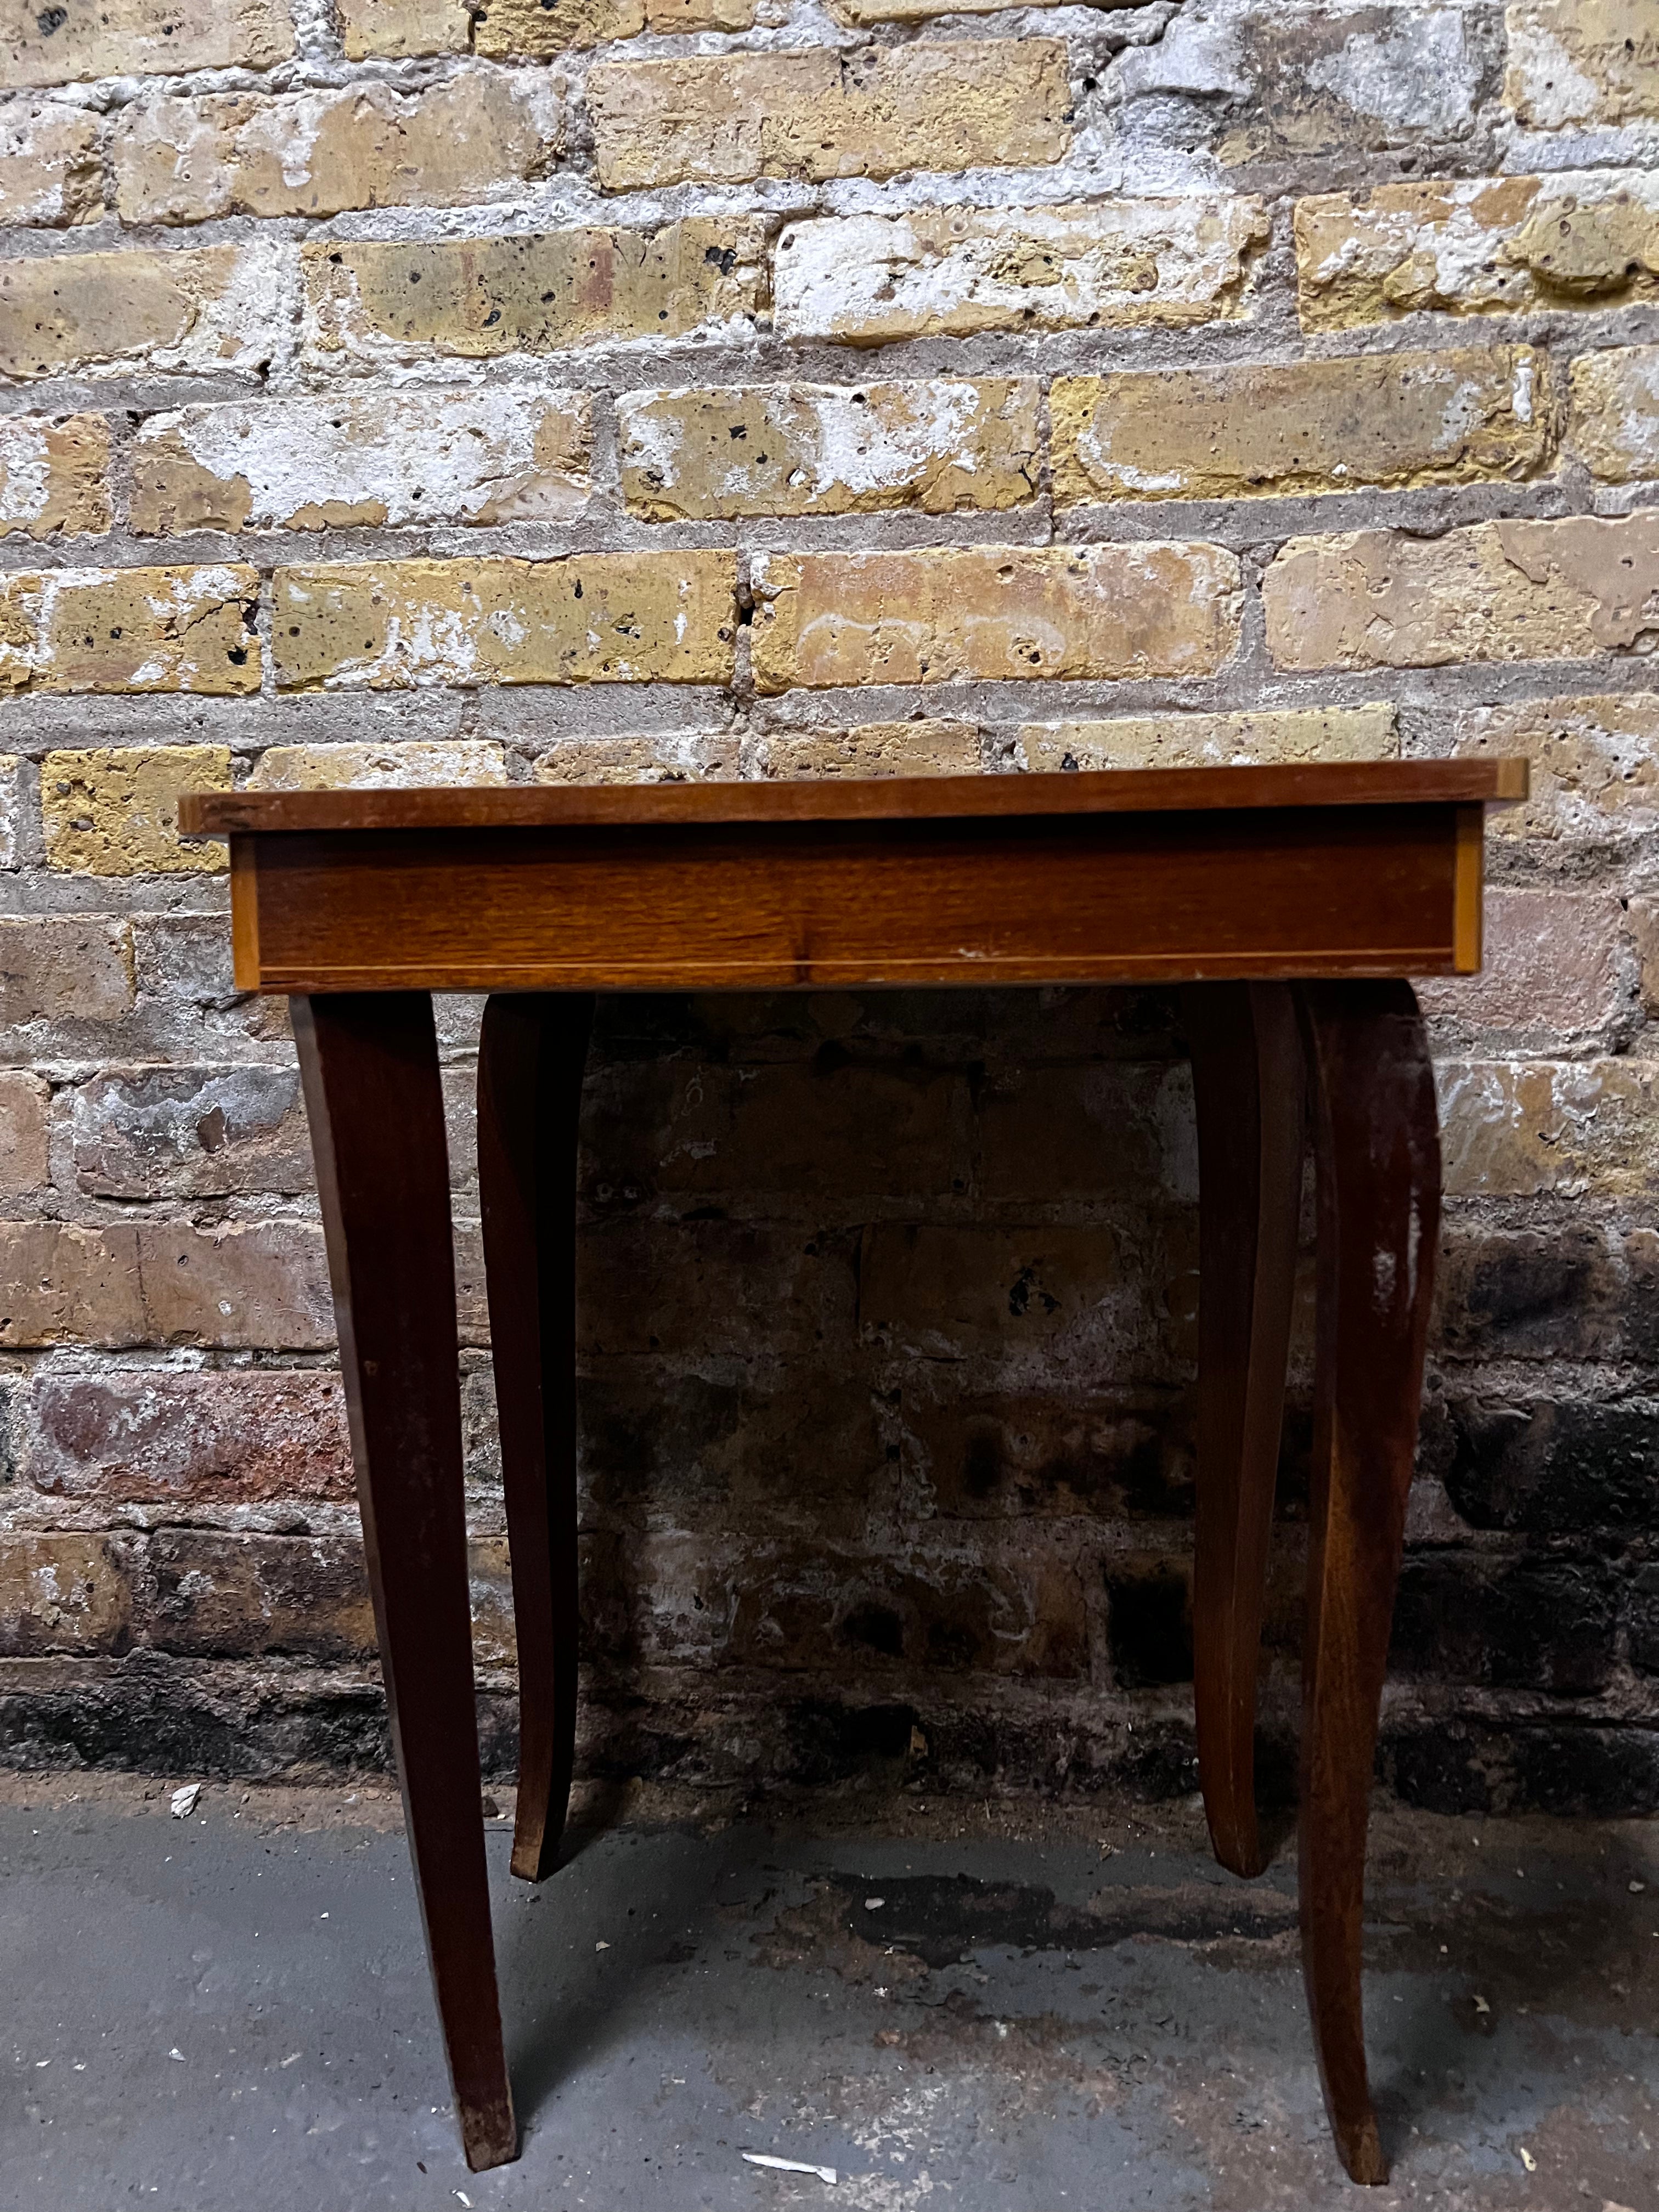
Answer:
1, 1776, 1656, 2212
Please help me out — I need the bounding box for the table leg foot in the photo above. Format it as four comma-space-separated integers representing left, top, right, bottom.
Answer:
294, 992, 517, 2172
478, 992, 594, 1884
1295, 982, 1440, 2187
1184, 983, 1304, 1881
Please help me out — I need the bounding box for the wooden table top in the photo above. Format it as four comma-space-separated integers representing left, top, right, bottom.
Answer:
181, 758, 1527, 839
182, 758, 1530, 996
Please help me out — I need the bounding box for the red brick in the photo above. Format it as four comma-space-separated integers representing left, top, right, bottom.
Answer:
729, 1536, 1089, 1679
0, 1220, 144, 1345
577, 1221, 859, 1359
0, 1070, 49, 1196
0, 916, 133, 1029
859, 1222, 1191, 1378
136, 1531, 374, 1659
20, 1370, 353, 1503
977, 1061, 1186, 1203
66, 1065, 311, 1199
134, 1221, 334, 1348
580, 1056, 964, 1204
0, 1534, 132, 1655
1419, 888, 1625, 1041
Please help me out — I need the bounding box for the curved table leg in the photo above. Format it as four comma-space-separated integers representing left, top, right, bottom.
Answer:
477, 992, 594, 1883
1295, 981, 1440, 2186
294, 992, 516, 2173
1183, 982, 1304, 1880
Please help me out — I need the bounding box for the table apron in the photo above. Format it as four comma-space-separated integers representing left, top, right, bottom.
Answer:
230, 803, 1481, 994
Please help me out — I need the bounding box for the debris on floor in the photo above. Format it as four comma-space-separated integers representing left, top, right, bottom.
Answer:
742, 2152, 838, 2183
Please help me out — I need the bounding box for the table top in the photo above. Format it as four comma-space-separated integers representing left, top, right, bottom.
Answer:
184, 758, 1529, 996
180, 759, 1527, 839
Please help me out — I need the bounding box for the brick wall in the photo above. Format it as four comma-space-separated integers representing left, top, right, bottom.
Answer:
2, 0, 1657, 1813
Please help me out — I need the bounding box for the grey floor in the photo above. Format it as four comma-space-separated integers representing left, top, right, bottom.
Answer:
2, 1775, 1655, 2212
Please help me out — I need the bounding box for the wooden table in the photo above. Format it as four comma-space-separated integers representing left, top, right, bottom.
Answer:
181, 758, 1528, 2186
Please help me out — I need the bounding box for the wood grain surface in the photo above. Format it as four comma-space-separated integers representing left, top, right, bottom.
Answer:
180, 758, 1527, 838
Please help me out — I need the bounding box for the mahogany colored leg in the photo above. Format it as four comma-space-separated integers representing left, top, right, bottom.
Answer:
476, 991, 594, 1883
1294, 981, 1440, 2187
292, 992, 516, 2174
1183, 983, 1305, 1880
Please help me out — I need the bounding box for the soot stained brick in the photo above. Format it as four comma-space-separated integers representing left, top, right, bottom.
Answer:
1443, 1397, 1659, 1532
1105, 1561, 1193, 1688
1391, 1553, 1618, 1694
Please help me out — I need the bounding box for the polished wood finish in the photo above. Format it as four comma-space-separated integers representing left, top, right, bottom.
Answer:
182, 757, 1526, 837
209, 810, 1478, 994
1295, 981, 1442, 2185
477, 993, 594, 1883
176, 763, 1529, 999
292, 992, 515, 2172
207, 765, 1523, 2184
1184, 982, 1305, 1881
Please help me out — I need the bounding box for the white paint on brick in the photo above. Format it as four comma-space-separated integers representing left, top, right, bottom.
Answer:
0, 100, 102, 225
1506, 8, 1610, 129
1302, 167, 1659, 315
775, 198, 1267, 341
619, 381, 994, 503
0, 755, 19, 870
0, 419, 53, 527
246, 740, 509, 787
136, 388, 590, 528
1302, 10, 1486, 140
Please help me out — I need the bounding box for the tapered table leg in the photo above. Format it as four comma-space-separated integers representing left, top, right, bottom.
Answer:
1294, 981, 1440, 2186
293, 992, 516, 2174
1184, 983, 1305, 1880
477, 992, 594, 1883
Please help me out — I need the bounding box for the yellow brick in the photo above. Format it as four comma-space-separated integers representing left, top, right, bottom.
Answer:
247, 740, 509, 789
1, 565, 259, 694
1566, 345, 1659, 482
0, 241, 286, 379
532, 733, 740, 783
1296, 171, 1659, 330
416, 0, 761, 40
302, 221, 763, 363
1052, 348, 1550, 504
1505, 0, 1659, 127
273, 554, 737, 690
586, 43, 1070, 190
619, 380, 1039, 519
775, 196, 1268, 343
752, 544, 1242, 693
1265, 511, 1659, 672
476, 0, 641, 50
754, 721, 981, 777
1448, 693, 1659, 842
340, 0, 467, 54
341, 0, 753, 58
646, 0, 754, 24
132, 389, 590, 533
829, 0, 1041, 16
0, 99, 103, 225
1012, 704, 1400, 772
42, 744, 231, 875
114, 73, 557, 225
0, 413, 110, 538
1439, 1059, 1659, 1199
2, 0, 293, 86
